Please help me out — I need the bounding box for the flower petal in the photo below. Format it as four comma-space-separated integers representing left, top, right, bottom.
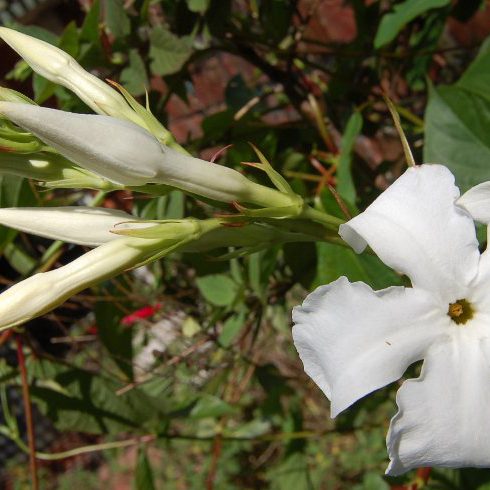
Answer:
0, 207, 134, 246
339, 164, 480, 301
387, 332, 490, 475
457, 181, 490, 224
292, 276, 448, 417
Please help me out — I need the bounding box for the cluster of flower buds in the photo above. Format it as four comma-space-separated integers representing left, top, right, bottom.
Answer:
0, 27, 343, 329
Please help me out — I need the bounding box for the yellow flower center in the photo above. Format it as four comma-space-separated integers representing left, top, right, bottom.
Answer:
447, 299, 474, 325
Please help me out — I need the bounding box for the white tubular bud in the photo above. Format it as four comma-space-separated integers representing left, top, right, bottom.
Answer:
0, 102, 293, 206
0, 236, 162, 330
0, 27, 137, 121
0, 207, 136, 246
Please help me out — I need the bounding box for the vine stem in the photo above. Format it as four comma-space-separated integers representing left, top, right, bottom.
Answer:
16, 335, 39, 490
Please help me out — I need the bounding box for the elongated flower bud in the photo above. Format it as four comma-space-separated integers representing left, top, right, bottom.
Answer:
0, 27, 138, 123
0, 102, 293, 207
0, 152, 116, 190
0, 207, 136, 246
0, 236, 163, 330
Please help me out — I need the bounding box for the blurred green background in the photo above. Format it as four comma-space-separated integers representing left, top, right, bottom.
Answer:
1, 0, 490, 488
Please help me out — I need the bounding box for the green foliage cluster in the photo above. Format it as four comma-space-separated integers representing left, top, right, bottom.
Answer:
2, 0, 490, 488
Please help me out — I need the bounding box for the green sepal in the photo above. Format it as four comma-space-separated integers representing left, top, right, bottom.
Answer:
110, 219, 199, 240
207, 244, 268, 261
248, 143, 296, 196
106, 80, 175, 146
234, 200, 303, 219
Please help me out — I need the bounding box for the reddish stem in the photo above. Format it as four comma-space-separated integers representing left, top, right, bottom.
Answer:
416, 467, 432, 487
16, 335, 39, 490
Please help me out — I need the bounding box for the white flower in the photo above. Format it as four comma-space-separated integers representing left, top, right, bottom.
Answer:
0, 102, 292, 207
292, 164, 490, 475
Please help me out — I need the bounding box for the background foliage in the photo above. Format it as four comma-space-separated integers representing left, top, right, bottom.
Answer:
1, 0, 490, 488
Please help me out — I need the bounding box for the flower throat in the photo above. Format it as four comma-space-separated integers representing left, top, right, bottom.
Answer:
447, 299, 474, 325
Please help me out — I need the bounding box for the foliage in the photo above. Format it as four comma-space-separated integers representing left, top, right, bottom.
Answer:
1, 0, 490, 488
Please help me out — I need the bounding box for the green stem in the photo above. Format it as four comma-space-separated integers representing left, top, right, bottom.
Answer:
300, 205, 345, 230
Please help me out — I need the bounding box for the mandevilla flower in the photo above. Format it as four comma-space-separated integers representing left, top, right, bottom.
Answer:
0, 102, 294, 208
293, 164, 490, 474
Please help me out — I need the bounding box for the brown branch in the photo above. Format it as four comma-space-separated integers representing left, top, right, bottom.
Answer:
16, 334, 39, 490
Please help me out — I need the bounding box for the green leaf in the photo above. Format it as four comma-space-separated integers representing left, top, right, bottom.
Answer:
95, 296, 134, 380
186, 0, 210, 13
196, 274, 239, 306
218, 310, 246, 347
457, 37, 490, 103
121, 49, 149, 96
81, 0, 101, 42
314, 242, 403, 290
374, 0, 450, 49
149, 27, 193, 76
190, 394, 234, 418
9, 23, 57, 44
337, 111, 362, 205
0, 175, 35, 251
30, 359, 168, 434
424, 84, 490, 191
267, 453, 314, 490
134, 449, 156, 490
104, 0, 131, 39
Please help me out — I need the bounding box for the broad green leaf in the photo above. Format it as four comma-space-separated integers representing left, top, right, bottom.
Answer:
121, 49, 149, 96
424, 36, 490, 189
424, 85, 490, 190
457, 37, 490, 103
134, 449, 156, 490
30, 359, 167, 434
218, 310, 246, 347
149, 27, 193, 76
196, 274, 239, 306
105, 0, 131, 39
337, 111, 362, 205
374, 0, 450, 49
314, 242, 403, 290
190, 394, 234, 418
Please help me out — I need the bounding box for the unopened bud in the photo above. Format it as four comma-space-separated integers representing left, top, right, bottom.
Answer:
0, 27, 138, 123
0, 102, 293, 207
